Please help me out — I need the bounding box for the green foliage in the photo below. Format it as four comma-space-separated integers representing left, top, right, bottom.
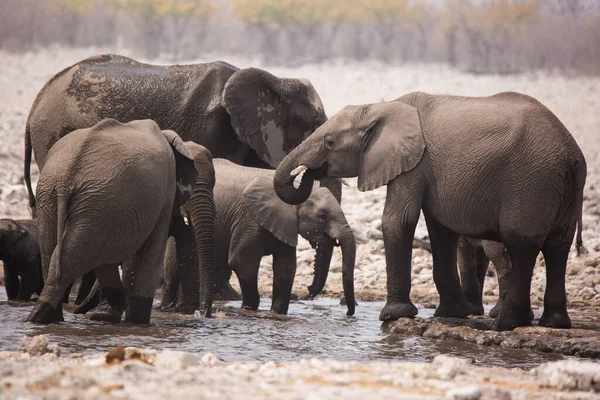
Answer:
111, 0, 216, 19
44, 0, 95, 15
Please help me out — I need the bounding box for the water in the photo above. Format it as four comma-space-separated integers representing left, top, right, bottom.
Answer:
0, 292, 570, 369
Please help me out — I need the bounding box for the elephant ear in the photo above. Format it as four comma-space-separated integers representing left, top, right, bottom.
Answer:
162, 130, 199, 208
222, 68, 322, 168
243, 176, 298, 247
358, 101, 425, 192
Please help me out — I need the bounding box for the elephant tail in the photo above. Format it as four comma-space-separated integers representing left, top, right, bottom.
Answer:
53, 190, 69, 287
24, 123, 36, 218
574, 156, 586, 256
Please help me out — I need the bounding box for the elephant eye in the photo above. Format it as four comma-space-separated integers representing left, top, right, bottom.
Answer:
318, 210, 328, 221
324, 136, 334, 149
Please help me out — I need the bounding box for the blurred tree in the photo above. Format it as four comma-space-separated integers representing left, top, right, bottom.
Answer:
45, 0, 95, 46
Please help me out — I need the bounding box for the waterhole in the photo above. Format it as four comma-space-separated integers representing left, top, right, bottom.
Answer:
0, 292, 571, 368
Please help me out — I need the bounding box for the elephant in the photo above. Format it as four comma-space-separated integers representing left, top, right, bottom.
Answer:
26, 119, 200, 324
23, 53, 338, 314
0, 219, 42, 301
273, 91, 587, 331
164, 157, 356, 315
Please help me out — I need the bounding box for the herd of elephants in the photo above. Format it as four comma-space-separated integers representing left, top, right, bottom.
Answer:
0, 54, 587, 332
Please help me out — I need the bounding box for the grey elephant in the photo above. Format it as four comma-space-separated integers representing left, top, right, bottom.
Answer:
24, 53, 338, 314
167, 157, 356, 315
26, 119, 200, 324
273, 91, 586, 331
0, 219, 42, 301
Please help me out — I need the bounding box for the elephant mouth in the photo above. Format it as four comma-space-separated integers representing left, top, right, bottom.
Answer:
291, 163, 329, 190
309, 235, 339, 249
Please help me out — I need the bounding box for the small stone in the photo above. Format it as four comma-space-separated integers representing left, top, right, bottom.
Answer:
155, 350, 199, 370
536, 360, 600, 392
106, 346, 125, 364
19, 335, 49, 356
446, 386, 481, 400
201, 352, 224, 367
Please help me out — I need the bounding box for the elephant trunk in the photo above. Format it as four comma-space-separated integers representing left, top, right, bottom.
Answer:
274, 137, 327, 205
307, 241, 334, 298
188, 180, 216, 318
338, 227, 356, 316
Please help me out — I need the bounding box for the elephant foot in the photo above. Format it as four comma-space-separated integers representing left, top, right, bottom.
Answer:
379, 300, 418, 321
214, 282, 242, 301
125, 296, 153, 325
434, 297, 470, 318
539, 309, 572, 329
26, 301, 63, 324
489, 301, 502, 318
467, 302, 484, 316
73, 289, 101, 315
489, 301, 534, 320
175, 303, 198, 315
89, 297, 123, 323
158, 301, 176, 311
495, 305, 533, 331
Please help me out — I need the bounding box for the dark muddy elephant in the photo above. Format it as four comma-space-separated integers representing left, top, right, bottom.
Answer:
273, 91, 586, 331
26, 119, 200, 324
164, 158, 355, 315
0, 219, 42, 301
24, 53, 338, 314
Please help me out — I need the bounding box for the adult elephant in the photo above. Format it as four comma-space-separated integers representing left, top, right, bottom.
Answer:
166, 157, 355, 316
26, 119, 199, 324
273, 91, 586, 331
24, 53, 336, 314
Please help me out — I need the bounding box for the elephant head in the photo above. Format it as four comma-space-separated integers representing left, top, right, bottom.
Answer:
273, 101, 424, 204
0, 219, 26, 259
181, 141, 216, 317
243, 178, 355, 316
222, 68, 327, 168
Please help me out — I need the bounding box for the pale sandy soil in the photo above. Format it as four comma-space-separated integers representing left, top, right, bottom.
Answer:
0, 46, 599, 312
1, 337, 599, 399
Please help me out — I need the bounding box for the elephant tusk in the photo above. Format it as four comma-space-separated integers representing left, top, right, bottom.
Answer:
290, 165, 308, 176
341, 179, 350, 187
313, 180, 320, 189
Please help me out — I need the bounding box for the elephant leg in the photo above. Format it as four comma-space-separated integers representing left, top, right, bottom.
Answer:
73, 280, 101, 314
457, 237, 488, 316
539, 243, 571, 328
75, 271, 97, 305
124, 214, 169, 325
496, 245, 538, 331
161, 236, 179, 309
88, 264, 126, 323
4, 263, 20, 300
426, 216, 469, 318
378, 189, 421, 321
271, 247, 297, 315
214, 266, 242, 301
26, 248, 70, 324
483, 242, 515, 318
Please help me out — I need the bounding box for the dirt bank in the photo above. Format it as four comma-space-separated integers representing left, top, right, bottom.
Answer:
1, 336, 599, 399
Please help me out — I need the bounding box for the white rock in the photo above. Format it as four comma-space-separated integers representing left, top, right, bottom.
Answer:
446, 386, 482, 400
155, 350, 199, 370
19, 335, 54, 356
535, 360, 600, 392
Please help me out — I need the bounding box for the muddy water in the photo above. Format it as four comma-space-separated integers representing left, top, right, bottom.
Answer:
0, 292, 570, 368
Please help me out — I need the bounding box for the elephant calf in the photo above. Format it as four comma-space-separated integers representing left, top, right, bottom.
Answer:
178, 158, 355, 315
26, 119, 198, 324
0, 219, 42, 301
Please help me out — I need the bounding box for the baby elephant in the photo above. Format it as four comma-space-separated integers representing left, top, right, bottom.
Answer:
202, 158, 355, 315
26, 119, 198, 324
0, 219, 42, 301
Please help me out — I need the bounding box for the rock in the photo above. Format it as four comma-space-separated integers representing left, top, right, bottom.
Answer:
430, 355, 472, 380
536, 360, 600, 392
200, 352, 224, 367
155, 350, 199, 370
18, 335, 59, 357
446, 386, 482, 400
106, 346, 126, 364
